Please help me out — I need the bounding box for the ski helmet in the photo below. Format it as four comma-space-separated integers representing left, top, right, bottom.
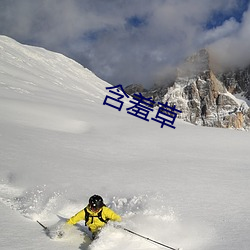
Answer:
89, 195, 104, 210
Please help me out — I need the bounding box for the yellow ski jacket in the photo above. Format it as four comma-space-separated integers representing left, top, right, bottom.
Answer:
67, 206, 121, 233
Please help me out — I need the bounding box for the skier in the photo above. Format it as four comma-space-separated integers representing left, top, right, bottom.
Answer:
66, 194, 122, 239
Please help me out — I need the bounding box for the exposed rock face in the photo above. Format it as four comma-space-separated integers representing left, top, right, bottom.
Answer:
124, 83, 146, 95
164, 49, 250, 129
217, 66, 250, 100
125, 49, 250, 130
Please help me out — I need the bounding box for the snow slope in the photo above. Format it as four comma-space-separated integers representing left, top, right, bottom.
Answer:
0, 36, 250, 250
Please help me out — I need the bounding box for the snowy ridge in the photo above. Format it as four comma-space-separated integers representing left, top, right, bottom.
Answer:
0, 35, 112, 135
0, 36, 250, 250
0, 35, 110, 97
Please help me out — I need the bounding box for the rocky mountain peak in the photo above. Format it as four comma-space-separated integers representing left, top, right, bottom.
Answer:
165, 49, 250, 129
125, 48, 250, 130
177, 48, 210, 78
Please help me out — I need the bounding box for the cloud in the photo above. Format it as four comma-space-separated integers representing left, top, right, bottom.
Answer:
200, 18, 240, 45
0, 0, 249, 87
209, 4, 250, 69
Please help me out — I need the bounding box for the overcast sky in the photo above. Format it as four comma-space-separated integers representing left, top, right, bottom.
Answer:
0, 0, 249, 87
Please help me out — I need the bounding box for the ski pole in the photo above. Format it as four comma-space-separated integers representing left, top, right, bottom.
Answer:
37, 220, 48, 231
122, 227, 180, 250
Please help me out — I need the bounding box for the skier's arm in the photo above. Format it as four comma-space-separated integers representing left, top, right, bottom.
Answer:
104, 207, 122, 222
67, 209, 85, 225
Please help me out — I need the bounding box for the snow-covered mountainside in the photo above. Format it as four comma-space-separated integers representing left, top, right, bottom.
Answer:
0, 35, 111, 130
0, 36, 250, 250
